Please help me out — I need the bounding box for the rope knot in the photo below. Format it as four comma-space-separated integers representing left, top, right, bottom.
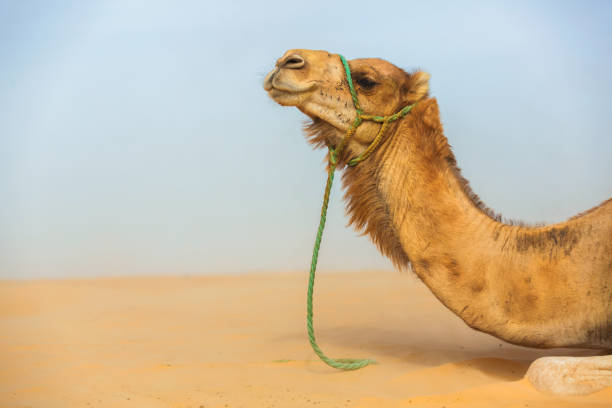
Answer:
328, 148, 338, 165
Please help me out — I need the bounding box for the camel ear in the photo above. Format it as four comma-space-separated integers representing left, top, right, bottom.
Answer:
402, 71, 430, 103
421, 98, 442, 130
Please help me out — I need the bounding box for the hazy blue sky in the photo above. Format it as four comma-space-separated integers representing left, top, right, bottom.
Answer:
1, 1, 611, 279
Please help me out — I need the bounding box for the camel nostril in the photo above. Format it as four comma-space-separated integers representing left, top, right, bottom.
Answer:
281, 54, 305, 69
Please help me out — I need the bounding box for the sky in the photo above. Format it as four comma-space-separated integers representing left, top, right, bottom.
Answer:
1, 0, 611, 279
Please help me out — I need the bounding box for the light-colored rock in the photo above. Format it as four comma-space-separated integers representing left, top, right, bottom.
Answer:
526, 355, 612, 395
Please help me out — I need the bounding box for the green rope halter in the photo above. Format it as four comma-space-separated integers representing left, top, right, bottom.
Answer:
306, 54, 418, 370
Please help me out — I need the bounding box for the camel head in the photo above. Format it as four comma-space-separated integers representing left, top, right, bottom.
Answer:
264, 49, 430, 151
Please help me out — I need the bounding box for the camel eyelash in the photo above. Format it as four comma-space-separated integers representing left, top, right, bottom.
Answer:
354, 75, 378, 89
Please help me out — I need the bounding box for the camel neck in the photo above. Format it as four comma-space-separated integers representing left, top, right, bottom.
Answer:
340, 97, 604, 348
342, 98, 495, 273
374, 99, 496, 294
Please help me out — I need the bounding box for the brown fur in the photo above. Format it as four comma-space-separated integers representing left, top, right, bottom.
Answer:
265, 49, 612, 350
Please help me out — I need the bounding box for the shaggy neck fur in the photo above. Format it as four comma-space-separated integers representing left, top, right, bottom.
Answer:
305, 98, 510, 269
305, 97, 612, 349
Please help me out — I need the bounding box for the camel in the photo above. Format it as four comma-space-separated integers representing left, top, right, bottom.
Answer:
263, 49, 612, 396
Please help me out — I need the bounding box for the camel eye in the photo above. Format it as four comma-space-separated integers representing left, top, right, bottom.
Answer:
354, 76, 378, 90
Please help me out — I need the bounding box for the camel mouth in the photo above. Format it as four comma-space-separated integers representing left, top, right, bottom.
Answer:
265, 80, 317, 96
265, 82, 318, 108
263, 66, 318, 102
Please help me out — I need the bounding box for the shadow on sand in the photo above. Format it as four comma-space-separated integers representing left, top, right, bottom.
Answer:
274, 326, 603, 381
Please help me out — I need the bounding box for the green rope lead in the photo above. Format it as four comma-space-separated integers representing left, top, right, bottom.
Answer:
306, 157, 375, 370
305, 54, 418, 371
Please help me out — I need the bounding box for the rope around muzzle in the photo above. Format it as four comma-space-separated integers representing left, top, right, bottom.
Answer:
306, 54, 417, 370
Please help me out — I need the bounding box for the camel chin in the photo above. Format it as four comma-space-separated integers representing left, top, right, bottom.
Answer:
267, 89, 301, 107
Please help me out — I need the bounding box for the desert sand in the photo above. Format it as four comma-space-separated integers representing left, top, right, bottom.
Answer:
1, 270, 610, 407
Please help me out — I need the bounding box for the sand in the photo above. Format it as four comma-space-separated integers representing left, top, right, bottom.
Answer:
1, 270, 610, 407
